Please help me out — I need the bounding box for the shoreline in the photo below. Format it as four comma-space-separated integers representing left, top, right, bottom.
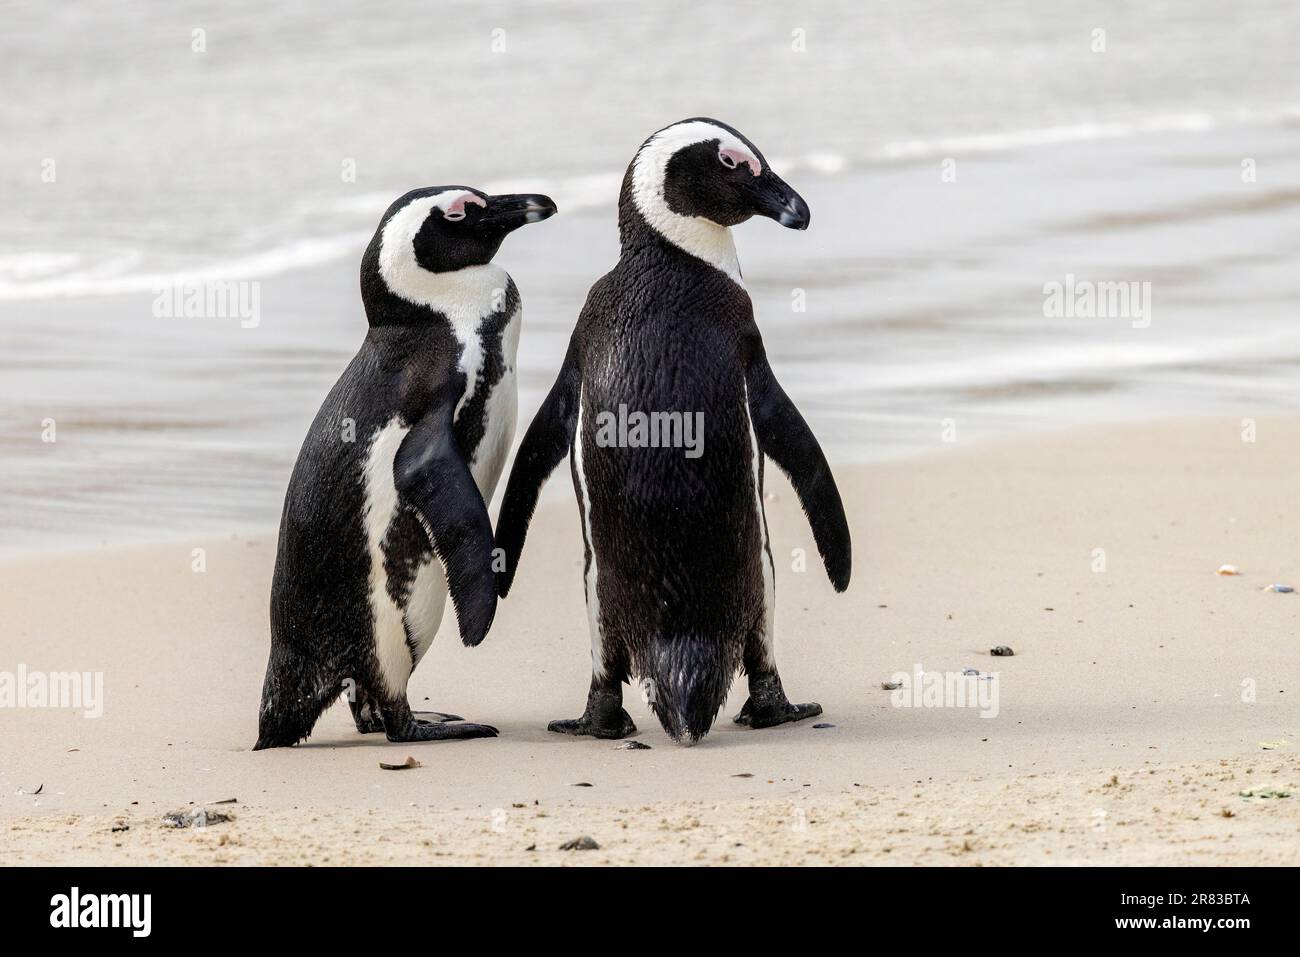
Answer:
2, 415, 1299, 864
7, 122, 1300, 556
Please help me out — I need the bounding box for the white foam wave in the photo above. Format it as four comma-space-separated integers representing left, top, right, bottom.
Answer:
5, 106, 1297, 303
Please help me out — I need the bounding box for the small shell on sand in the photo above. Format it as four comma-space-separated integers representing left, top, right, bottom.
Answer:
559, 836, 599, 851
990, 645, 1015, 656
163, 808, 232, 828
1262, 583, 1294, 593
379, 757, 421, 770
615, 740, 652, 750
1217, 564, 1241, 575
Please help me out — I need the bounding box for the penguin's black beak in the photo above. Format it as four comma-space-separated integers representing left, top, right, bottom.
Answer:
479, 193, 558, 231
748, 170, 810, 230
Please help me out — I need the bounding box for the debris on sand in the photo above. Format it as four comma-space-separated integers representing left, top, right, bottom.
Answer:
813, 723, 836, 729
961, 668, 980, 676
559, 836, 599, 851
615, 740, 652, 750
162, 807, 233, 828
570, 782, 594, 787
1239, 787, 1292, 800
379, 757, 421, 771
1259, 740, 1290, 750
111, 823, 130, 833
17, 784, 43, 796
990, 645, 1015, 657
731, 773, 754, 778
1217, 564, 1241, 576
1262, 583, 1294, 593
881, 680, 903, 691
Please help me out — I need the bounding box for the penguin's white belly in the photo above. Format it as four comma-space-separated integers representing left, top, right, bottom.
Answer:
470, 366, 518, 493
362, 418, 417, 696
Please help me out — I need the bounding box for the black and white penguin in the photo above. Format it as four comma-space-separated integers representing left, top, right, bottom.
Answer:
495, 119, 850, 745
254, 186, 557, 749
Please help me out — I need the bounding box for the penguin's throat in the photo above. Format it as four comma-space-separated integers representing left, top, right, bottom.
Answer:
374, 254, 504, 314
621, 201, 742, 284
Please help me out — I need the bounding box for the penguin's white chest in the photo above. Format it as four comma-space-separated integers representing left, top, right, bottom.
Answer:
466, 309, 520, 492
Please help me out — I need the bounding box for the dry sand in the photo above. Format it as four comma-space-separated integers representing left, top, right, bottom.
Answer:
2, 417, 1298, 865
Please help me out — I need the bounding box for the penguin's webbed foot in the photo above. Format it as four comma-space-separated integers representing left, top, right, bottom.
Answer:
549, 676, 636, 738
733, 697, 822, 728
547, 710, 637, 739
733, 671, 821, 729
386, 719, 498, 742
356, 710, 462, 733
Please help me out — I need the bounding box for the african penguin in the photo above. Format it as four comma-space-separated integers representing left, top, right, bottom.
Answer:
254, 186, 557, 749
495, 119, 850, 745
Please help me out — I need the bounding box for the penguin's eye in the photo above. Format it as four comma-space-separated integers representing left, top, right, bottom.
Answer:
717, 147, 762, 176
440, 193, 486, 222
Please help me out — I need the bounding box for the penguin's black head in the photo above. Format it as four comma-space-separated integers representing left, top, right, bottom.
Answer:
626, 118, 809, 240
373, 186, 557, 275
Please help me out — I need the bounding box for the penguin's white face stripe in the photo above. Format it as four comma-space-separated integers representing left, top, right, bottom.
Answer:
377, 191, 511, 414
377, 191, 506, 323
630, 120, 758, 283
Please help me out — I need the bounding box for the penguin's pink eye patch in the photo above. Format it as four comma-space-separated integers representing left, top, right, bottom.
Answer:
718, 147, 761, 176
442, 193, 487, 221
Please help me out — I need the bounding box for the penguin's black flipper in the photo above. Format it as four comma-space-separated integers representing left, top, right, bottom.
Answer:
495, 339, 582, 598
394, 400, 498, 647
745, 345, 852, 592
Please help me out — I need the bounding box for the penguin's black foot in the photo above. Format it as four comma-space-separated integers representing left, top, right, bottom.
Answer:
355, 710, 461, 733
550, 676, 636, 738
732, 697, 822, 728
733, 670, 822, 729
548, 710, 637, 739
386, 719, 498, 742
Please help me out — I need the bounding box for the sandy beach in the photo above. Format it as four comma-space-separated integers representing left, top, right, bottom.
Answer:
3, 416, 1297, 865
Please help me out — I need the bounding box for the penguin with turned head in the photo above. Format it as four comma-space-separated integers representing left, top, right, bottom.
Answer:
255, 186, 557, 749
495, 118, 850, 745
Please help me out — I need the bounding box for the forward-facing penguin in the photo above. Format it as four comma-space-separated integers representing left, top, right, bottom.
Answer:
495, 119, 850, 745
254, 186, 557, 749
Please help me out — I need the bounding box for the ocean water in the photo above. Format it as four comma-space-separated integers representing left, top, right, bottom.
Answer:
2, 0, 1300, 553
